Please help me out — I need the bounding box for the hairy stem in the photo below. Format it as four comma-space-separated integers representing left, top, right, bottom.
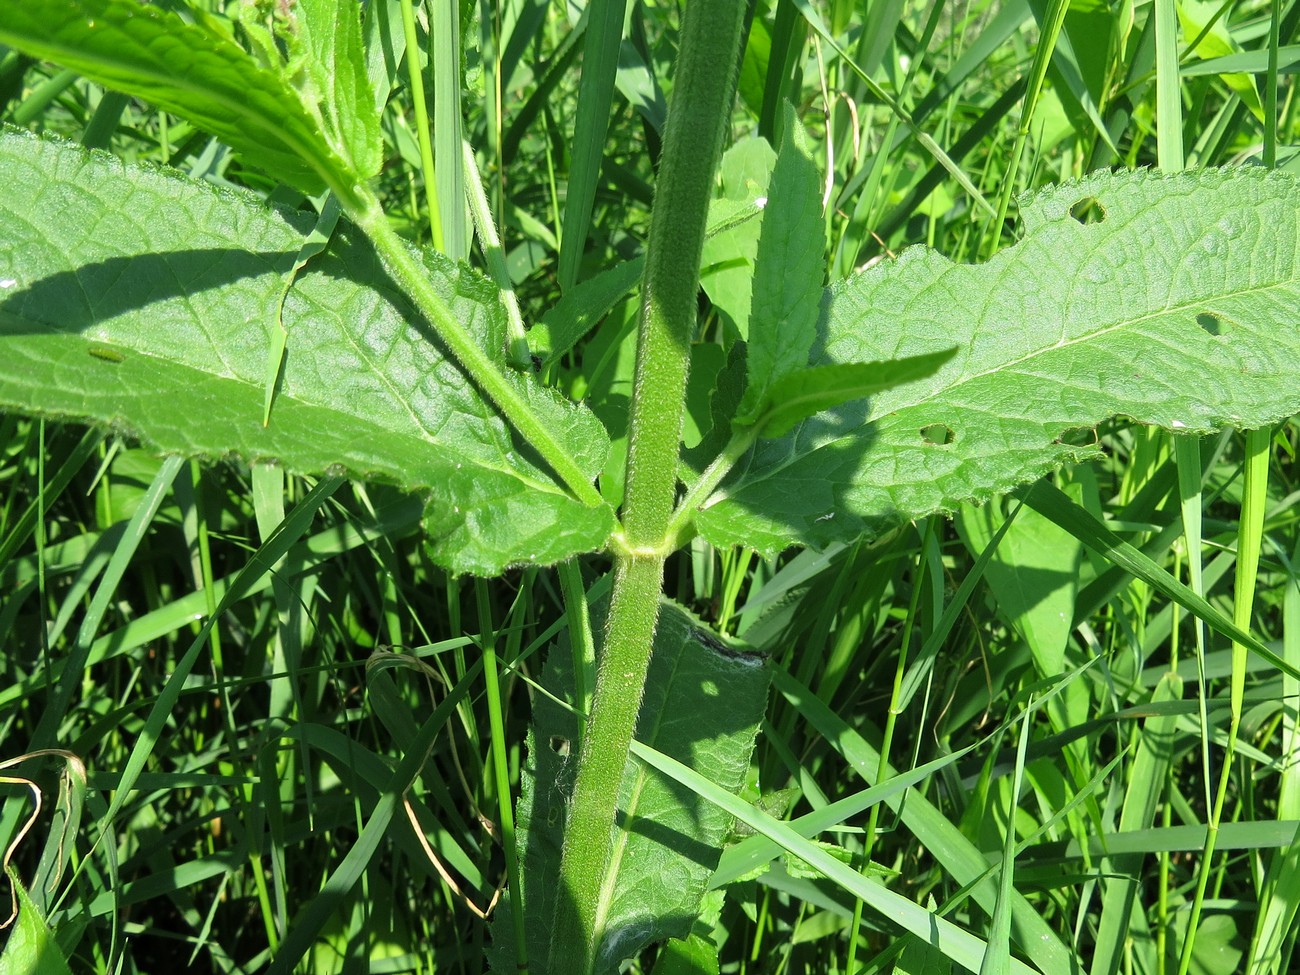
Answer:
548, 0, 745, 971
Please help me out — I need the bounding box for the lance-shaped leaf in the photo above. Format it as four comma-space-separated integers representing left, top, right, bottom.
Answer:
695, 168, 1300, 557
736, 103, 824, 424
291, 0, 383, 180
0, 128, 613, 575
749, 351, 954, 439
489, 599, 771, 975
0, 0, 366, 194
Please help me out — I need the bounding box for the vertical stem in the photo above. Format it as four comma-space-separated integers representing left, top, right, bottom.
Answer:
476, 581, 528, 975
548, 0, 745, 971
399, 0, 444, 249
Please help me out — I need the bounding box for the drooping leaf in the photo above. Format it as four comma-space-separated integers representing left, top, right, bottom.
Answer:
0, 128, 613, 575
694, 169, 1300, 557
0, 0, 359, 193
736, 103, 824, 423
490, 599, 771, 975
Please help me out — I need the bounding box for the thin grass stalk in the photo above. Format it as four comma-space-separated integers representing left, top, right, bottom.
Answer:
547, 0, 744, 969
982, 0, 1068, 260
1177, 427, 1271, 975
462, 139, 531, 367
399, 0, 444, 250
849, 521, 934, 974
1264, 0, 1280, 169
476, 579, 528, 975
559, 558, 596, 739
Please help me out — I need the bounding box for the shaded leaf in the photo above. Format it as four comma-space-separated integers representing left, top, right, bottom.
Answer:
752, 351, 954, 439
695, 169, 1300, 556
737, 103, 824, 423
490, 599, 771, 974
0, 128, 613, 575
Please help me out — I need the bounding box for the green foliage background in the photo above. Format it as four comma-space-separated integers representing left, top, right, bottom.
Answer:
1, 0, 1300, 973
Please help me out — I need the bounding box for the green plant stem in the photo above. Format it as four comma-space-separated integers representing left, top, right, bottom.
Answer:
666, 425, 760, 548
348, 185, 605, 510
551, 552, 664, 973
462, 139, 531, 369
617, 0, 743, 551
548, 0, 744, 970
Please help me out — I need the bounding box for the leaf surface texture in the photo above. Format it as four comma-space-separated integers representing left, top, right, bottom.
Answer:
0, 129, 613, 575
696, 169, 1300, 556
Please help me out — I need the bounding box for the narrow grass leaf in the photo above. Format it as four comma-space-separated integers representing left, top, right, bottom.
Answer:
1090, 672, 1182, 975
1246, 540, 1300, 974
1176, 0, 1264, 120
696, 170, 1300, 557
265, 660, 482, 975
1021, 480, 1300, 680
432, 0, 468, 260
771, 667, 1078, 974
100, 475, 342, 829
1183, 46, 1300, 76
558, 0, 629, 290
787, 0, 995, 219
630, 740, 1040, 975
28, 455, 183, 753
710, 740, 981, 888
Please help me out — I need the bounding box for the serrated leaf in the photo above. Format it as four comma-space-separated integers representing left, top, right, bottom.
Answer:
490, 600, 770, 975
0, 869, 75, 975
0, 0, 354, 193
0, 128, 613, 575
292, 0, 383, 179
752, 351, 954, 439
695, 169, 1300, 557
736, 103, 824, 423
